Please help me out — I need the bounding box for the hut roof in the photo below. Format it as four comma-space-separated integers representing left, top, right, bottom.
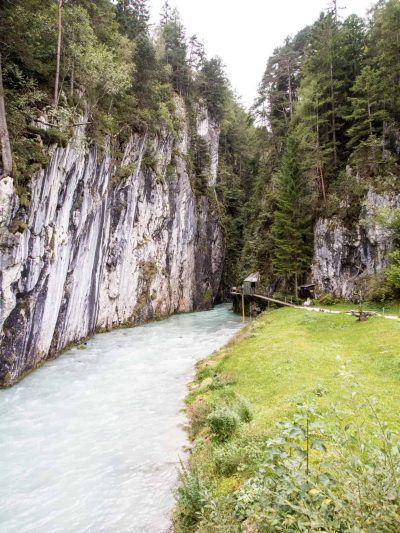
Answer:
244, 272, 260, 283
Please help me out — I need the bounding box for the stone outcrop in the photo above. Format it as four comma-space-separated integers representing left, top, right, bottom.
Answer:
0, 100, 223, 386
312, 190, 400, 299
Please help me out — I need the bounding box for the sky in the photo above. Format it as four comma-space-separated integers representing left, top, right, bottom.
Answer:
149, 0, 375, 109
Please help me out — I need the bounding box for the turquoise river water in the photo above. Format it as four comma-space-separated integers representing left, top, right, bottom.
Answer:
0, 304, 243, 532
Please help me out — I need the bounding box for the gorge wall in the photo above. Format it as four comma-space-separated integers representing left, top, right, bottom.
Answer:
0, 100, 223, 387
312, 190, 400, 299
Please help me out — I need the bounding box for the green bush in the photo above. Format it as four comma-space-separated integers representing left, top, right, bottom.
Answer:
214, 441, 243, 476
236, 395, 253, 423
186, 397, 212, 438
315, 292, 336, 306
206, 406, 241, 442
13, 137, 49, 185
233, 404, 400, 531
174, 466, 210, 530
177, 399, 400, 531
112, 162, 136, 182
209, 371, 237, 390
141, 145, 158, 172
386, 250, 400, 294
353, 270, 394, 302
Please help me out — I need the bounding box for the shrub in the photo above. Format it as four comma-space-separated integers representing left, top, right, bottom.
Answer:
13, 137, 49, 184
113, 161, 136, 182
213, 438, 264, 478
186, 398, 212, 438
234, 404, 400, 531
236, 395, 253, 423
386, 250, 400, 294
354, 271, 393, 302
207, 406, 241, 442
141, 145, 158, 172
316, 292, 336, 306
214, 441, 243, 476
174, 465, 210, 530
177, 392, 400, 532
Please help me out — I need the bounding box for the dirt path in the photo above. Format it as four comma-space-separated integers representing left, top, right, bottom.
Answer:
299, 305, 399, 321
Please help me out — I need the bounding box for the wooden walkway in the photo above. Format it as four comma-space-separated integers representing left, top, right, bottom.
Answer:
230, 291, 298, 308
230, 291, 399, 321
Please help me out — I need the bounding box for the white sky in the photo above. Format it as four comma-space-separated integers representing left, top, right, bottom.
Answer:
149, 0, 375, 108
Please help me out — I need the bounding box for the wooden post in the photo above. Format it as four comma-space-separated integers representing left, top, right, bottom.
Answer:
242, 292, 245, 322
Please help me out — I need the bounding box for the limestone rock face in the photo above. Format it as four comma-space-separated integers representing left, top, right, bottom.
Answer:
312, 191, 400, 299
0, 101, 223, 386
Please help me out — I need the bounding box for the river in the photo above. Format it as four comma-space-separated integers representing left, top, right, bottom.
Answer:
0, 304, 243, 533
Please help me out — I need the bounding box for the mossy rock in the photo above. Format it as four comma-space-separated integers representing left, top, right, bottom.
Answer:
9, 218, 28, 234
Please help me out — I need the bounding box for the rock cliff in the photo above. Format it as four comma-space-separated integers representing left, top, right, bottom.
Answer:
0, 99, 223, 387
312, 190, 400, 299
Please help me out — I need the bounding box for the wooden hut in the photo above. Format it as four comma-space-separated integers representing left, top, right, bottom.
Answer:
243, 272, 260, 295
299, 283, 315, 299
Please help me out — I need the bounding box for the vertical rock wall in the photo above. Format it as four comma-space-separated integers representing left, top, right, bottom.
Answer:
0, 101, 223, 387
312, 190, 400, 299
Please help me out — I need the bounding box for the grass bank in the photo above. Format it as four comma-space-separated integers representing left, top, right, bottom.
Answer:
174, 308, 400, 531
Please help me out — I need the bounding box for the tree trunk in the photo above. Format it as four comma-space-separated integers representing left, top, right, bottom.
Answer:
0, 53, 12, 178
294, 271, 299, 299
332, 0, 338, 22
288, 64, 293, 119
367, 98, 373, 135
330, 59, 337, 167
316, 98, 326, 202
382, 120, 386, 159
70, 60, 74, 97
54, 0, 63, 107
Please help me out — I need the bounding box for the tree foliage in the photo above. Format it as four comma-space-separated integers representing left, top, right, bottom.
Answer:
0, 0, 232, 181
271, 135, 313, 293
237, 0, 400, 294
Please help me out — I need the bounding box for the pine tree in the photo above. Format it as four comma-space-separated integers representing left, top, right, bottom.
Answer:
296, 73, 332, 201
367, 0, 400, 124
296, 12, 365, 196
160, 1, 172, 25
253, 27, 310, 146
188, 35, 205, 71
271, 135, 313, 296
159, 9, 190, 95
116, 0, 150, 38
347, 66, 388, 147
198, 57, 227, 121
300, 13, 340, 172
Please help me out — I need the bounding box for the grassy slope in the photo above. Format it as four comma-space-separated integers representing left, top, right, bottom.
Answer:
215, 309, 400, 427
185, 307, 400, 489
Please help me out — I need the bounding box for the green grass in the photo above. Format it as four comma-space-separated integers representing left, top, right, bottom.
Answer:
192, 308, 400, 429
184, 307, 400, 484
175, 308, 400, 530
